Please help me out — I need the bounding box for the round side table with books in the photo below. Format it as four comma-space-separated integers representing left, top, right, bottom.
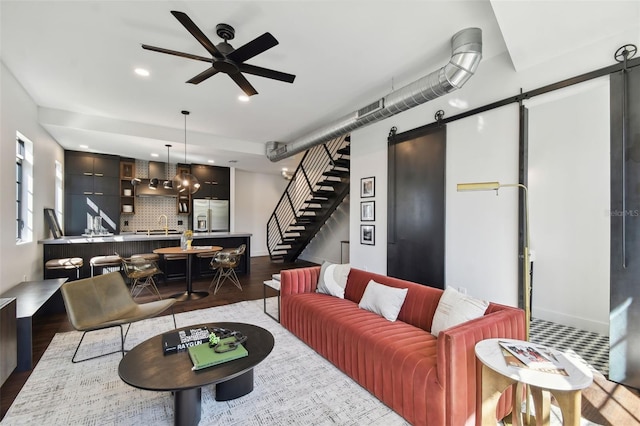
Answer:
475, 338, 593, 426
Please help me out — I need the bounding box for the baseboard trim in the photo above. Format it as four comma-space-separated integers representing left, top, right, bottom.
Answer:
534, 306, 609, 336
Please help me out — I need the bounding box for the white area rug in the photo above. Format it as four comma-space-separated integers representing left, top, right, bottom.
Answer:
3, 299, 406, 425
3, 299, 599, 425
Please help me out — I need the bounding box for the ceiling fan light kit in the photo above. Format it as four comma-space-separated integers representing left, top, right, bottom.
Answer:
142, 11, 296, 97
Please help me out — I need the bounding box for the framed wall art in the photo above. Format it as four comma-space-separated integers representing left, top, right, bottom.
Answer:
360, 176, 375, 198
360, 224, 375, 245
360, 201, 375, 221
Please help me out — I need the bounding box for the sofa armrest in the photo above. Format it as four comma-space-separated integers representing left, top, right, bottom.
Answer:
280, 266, 321, 296
437, 307, 525, 426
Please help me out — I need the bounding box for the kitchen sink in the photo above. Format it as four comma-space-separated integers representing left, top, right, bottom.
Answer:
135, 229, 182, 235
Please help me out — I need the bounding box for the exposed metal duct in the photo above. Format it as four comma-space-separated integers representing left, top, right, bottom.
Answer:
266, 27, 482, 162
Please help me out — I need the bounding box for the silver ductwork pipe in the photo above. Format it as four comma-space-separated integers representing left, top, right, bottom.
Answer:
266, 27, 482, 162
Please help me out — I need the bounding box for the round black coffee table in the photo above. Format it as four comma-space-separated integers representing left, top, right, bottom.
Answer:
118, 322, 274, 426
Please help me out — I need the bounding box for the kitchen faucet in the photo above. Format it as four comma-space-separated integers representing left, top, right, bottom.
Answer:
158, 214, 168, 235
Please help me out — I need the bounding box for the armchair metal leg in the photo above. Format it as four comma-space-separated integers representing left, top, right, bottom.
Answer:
71, 323, 132, 363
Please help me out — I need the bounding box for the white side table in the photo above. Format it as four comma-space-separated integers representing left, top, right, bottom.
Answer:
263, 279, 281, 322
475, 338, 593, 426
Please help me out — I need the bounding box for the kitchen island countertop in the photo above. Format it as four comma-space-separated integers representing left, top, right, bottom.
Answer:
39, 232, 252, 245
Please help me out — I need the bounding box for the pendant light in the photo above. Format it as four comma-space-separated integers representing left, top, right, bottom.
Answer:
174, 110, 200, 194
163, 144, 173, 189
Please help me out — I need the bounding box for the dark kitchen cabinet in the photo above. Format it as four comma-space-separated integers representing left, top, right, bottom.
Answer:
192, 164, 230, 200
64, 151, 121, 235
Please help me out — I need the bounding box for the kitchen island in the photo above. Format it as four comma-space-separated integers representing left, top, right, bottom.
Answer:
39, 232, 251, 280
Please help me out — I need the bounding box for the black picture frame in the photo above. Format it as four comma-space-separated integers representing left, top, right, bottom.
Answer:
44, 208, 63, 239
360, 201, 375, 221
360, 224, 375, 245
360, 176, 375, 198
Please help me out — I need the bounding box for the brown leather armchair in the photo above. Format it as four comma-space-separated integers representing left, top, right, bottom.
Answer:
60, 272, 176, 363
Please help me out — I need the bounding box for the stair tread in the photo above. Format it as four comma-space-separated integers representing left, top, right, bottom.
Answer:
323, 170, 349, 177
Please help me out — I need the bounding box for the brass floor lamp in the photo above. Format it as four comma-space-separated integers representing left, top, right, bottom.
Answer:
458, 181, 533, 422
456, 181, 531, 340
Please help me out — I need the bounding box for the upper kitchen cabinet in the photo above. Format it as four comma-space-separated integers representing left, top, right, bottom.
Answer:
192, 164, 230, 200
64, 151, 121, 235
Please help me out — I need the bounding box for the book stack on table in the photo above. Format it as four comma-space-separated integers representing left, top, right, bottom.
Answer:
162, 327, 210, 355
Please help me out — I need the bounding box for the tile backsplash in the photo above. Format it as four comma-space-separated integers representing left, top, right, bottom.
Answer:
119, 160, 190, 233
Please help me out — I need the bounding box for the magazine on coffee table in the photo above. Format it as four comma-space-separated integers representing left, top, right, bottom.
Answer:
499, 341, 568, 376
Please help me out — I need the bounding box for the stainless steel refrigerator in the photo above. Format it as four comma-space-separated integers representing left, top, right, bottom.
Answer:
193, 199, 229, 232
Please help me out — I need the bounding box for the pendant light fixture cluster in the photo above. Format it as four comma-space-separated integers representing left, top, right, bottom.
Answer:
174, 110, 200, 194
163, 144, 173, 189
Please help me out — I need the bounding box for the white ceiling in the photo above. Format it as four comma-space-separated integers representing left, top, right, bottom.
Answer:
2, 1, 639, 175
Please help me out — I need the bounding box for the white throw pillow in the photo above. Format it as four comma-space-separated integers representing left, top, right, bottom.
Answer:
316, 261, 351, 298
431, 287, 489, 336
358, 280, 408, 322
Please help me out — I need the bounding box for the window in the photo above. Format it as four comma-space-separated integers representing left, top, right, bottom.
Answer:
16, 133, 33, 243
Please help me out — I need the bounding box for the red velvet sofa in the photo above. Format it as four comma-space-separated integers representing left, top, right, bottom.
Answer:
280, 266, 525, 426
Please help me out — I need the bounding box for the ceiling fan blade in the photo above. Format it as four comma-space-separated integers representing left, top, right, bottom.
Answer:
186, 67, 220, 85
171, 11, 222, 58
142, 44, 212, 63
238, 63, 296, 83
229, 73, 258, 96
227, 32, 278, 63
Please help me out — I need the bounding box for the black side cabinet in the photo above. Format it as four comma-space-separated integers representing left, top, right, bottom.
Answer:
192, 164, 230, 200
64, 151, 120, 235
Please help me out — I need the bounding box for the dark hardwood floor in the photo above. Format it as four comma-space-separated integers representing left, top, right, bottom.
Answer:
2, 256, 638, 424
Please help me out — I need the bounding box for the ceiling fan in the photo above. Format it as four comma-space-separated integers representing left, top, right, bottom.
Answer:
142, 11, 296, 96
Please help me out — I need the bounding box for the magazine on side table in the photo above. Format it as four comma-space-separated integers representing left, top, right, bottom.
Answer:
498, 340, 568, 376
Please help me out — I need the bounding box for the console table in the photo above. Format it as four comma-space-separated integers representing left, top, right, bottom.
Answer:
1, 298, 17, 384
0, 278, 67, 371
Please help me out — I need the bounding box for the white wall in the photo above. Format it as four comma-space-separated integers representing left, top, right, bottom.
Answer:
298, 195, 350, 265
234, 169, 288, 257
0, 62, 64, 293
526, 79, 611, 334
446, 106, 520, 307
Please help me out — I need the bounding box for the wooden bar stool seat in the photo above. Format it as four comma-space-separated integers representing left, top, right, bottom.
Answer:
45, 257, 83, 280
90, 254, 122, 276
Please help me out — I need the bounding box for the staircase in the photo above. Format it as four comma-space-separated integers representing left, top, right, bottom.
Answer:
267, 135, 350, 262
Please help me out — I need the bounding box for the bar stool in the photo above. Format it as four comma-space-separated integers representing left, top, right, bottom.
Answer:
163, 253, 187, 280
89, 254, 122, 277
131, 253, 160, 262
45, 257, 83, 280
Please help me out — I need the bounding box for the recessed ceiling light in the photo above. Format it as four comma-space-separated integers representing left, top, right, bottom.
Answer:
207, 159, 215, 164
282, 167, 288, 171
79, 144, 89, 149
238, 95, 250, 102
135, 68, 150, 77
151, 153, 159, 157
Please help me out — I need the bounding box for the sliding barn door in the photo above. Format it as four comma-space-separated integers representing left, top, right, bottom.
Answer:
610, 66, 640, 388
387, 125, 446, 288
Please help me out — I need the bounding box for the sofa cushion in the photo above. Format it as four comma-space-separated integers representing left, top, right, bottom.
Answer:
316, 261, 350, 298
345, 268, 443, 332
358, 279, 408, 321
430, 287, 489, 336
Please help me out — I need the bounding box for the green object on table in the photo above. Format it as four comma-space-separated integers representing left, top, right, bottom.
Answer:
188, 337, 248, 370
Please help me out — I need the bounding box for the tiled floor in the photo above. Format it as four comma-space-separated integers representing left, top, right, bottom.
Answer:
530, 317, 609, 377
